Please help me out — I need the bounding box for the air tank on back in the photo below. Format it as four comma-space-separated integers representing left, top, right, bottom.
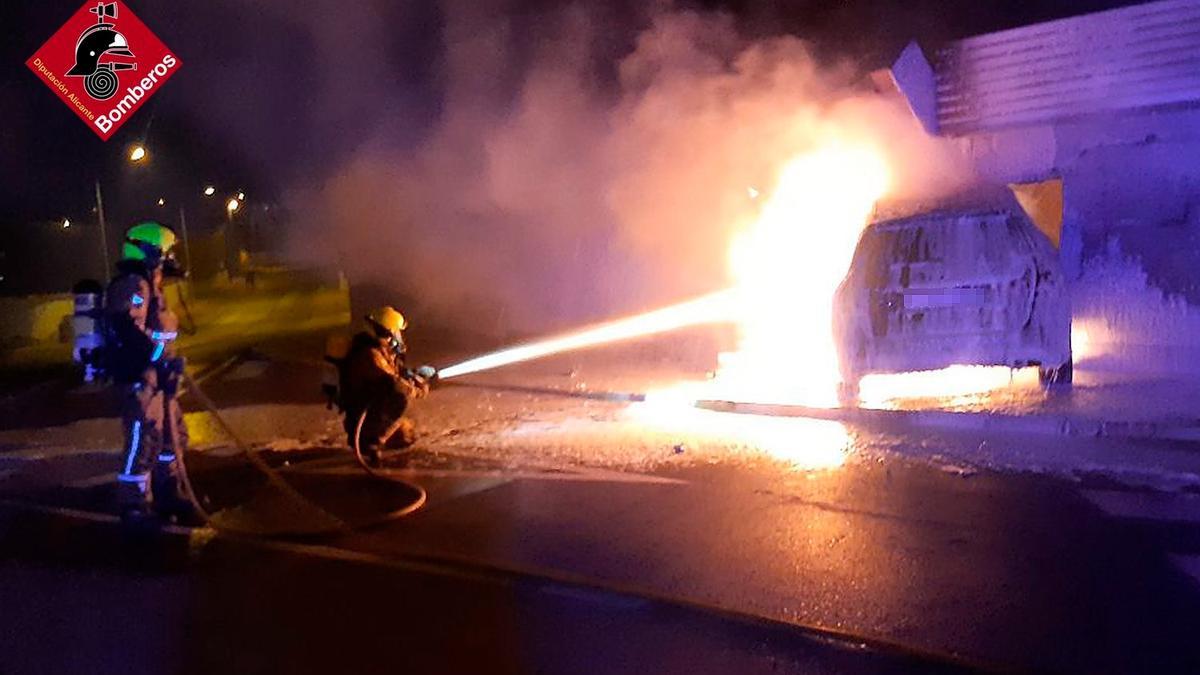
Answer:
72, 279, 105, 382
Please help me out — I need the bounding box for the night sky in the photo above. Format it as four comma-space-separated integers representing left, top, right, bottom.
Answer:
1, 0, 1145, 274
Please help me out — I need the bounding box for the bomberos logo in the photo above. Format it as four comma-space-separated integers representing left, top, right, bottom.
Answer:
26, 1, 181, 140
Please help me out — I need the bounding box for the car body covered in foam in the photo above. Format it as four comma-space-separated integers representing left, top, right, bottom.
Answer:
833, 191, 1071, 398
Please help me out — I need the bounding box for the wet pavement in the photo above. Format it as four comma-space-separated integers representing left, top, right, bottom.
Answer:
861, 366, 1200, 428
4, 329, 1200, 672
0, 533, 977, 675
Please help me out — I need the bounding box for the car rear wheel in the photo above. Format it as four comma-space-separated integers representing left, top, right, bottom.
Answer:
1038, 359, 1073, 388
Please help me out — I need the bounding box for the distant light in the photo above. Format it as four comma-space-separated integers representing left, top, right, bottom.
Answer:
157, 198, 165, 206
236, 191, 245, 201
203, 186, 216, 196
226, 198, 241, 213
62, 218, 71, 229
129, 145, 147, 162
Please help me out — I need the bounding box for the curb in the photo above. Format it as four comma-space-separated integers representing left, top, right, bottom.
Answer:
694, 400, 1200, 443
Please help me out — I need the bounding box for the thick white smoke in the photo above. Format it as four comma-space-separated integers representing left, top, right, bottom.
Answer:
286, 3, 971, 335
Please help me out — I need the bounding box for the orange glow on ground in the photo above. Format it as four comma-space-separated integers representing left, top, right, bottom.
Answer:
630, 381, 850, 470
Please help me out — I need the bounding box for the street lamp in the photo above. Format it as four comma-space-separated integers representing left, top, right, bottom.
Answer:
203, 185, 216, 196
226, 197, 241, 214
129, 144, 147, 162
62, 218, 71, 229
157, 197, 166, 207
236, 190, 245, 201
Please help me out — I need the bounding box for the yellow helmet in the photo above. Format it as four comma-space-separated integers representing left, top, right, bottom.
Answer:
366, 306, 407, 335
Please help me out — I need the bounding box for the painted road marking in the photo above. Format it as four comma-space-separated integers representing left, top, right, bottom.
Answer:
1082, 490, 1200, 524
1083, 490, 1200, 590
1171, 555, 1200, 585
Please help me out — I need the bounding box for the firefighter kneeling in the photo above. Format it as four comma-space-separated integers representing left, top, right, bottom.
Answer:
326, 306, 432, 466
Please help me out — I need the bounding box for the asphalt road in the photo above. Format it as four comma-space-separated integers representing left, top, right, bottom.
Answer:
3, 329, 1200, 673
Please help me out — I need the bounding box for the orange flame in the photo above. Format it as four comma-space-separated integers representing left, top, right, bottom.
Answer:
632, 141, 890, 469
715, 142, 891, 406
857, 366, 1039, 408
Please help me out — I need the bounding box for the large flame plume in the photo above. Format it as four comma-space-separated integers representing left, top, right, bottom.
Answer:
626, 141, 890, 471
406, 10, 994, 470
439, 139, 892, 393
716, 141, 891, 407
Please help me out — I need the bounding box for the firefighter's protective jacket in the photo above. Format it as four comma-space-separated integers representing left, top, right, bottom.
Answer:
104, 263, 179, 382
106, 261, 188, 511
339, 332, 425, 414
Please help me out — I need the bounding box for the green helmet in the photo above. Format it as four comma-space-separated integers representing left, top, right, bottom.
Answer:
121, 221, 179, 267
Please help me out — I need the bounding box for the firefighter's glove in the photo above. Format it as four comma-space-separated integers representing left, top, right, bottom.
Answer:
414, 377, 431, 398
396, 375, 429, 400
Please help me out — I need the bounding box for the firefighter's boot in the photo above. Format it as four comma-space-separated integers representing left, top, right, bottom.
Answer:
384, 418, 417, 449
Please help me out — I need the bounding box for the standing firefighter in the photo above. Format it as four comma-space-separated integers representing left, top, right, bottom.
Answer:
328, 306, 431, 466
105, 221, 192, 522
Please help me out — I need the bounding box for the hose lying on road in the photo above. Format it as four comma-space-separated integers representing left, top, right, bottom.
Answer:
349, 404, 427, 513
351, 406, 425, 482
177, 372, 426, 537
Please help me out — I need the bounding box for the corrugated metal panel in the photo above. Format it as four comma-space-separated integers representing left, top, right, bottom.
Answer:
935, 0, 1200, 134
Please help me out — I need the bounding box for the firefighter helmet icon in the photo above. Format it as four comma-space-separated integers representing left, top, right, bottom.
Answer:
65, 2, 136, 100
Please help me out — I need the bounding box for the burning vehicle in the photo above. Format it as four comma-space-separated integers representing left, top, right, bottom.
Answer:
833, 189, 1072, 401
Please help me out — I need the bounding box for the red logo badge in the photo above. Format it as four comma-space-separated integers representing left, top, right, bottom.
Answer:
26, 1, 181, 141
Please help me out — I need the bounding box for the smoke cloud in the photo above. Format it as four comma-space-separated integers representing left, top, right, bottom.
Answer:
286, 3, 971, 335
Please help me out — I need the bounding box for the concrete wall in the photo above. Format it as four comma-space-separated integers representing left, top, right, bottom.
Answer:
960, 106, 1200, 292
956, 106, 1200, 375
1056, 107, 1200, 301
891, 1, 1200, 377
0, 294, 72, 349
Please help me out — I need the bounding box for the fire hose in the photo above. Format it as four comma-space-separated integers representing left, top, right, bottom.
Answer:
176, 371, 426, 537
351, 407, 404, 476
171, 287, 726, 536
